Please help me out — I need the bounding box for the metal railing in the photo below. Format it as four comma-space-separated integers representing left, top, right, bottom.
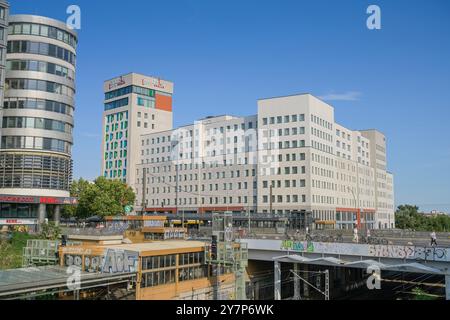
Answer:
61, 227, 125, 236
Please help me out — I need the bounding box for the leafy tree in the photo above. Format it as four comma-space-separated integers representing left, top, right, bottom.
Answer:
40, 221, 62, 240
64, 177, 135, 218
395, 204, 450, 232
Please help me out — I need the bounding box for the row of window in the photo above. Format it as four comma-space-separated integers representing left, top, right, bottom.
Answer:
0, 153, 71, 173
105, 85, 155, 100
105, 111, 128, 123
104, 97, 128, 111
262, 114, 305, 125
1, 136, 71, 154
262, 194, 307, 203
105, 158, 127, 169
105, 140, 128, 152
105, 131, 128, 143
148, 180, 256, 195
0, 174, 70, 190
7, 40, 76, 65
2, 116, 72, 134
142, 254, 176, 270
311, 114, 333, 131
262, 127, 306, 137
3, 97, 74, 116
137, 96, 155, 108
104, 168, 127, 179
106, 121, 128, 133
6, 78, 75, 98
0, 6, 6, 21
9, 22, 77, 48
261, 140, 306, 150
7, 59, 75, 81
140, 266, 208, 288
263, 179, 306, 188
0, 204, 38, 219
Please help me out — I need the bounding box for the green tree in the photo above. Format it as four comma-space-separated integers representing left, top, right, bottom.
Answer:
66, 177, 135, 218
395, 204, 450, 232
40, 221, 62, 240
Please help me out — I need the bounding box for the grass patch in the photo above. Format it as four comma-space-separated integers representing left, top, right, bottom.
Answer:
0, 232, 38, 270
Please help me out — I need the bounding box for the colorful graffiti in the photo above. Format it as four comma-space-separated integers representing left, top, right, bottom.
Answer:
281, 240, 314, 253
276, 239, 450, 262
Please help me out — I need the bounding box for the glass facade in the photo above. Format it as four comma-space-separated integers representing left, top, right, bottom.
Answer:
5, 78, 75, 98
8, 22, 77, 48
0, 153, 72, 190
7, 40, 76, 65
7, 59, 75, 81
104, 85, 155, 100
1, 136, 71, 153
104, 97, 128, 111
4, 97, 74, 116
0, 203, 38, 218
2, 116, 73, 133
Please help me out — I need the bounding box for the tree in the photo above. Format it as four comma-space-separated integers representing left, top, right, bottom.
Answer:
40, 221, 61, 240
395, 204, 450, 232
65, 177, 136, 218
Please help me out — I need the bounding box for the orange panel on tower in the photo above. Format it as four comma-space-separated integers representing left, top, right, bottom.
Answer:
155, 94, 173, 112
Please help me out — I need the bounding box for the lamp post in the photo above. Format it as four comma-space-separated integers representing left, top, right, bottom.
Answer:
348, 186, 360, 230
172, 139, 183, 229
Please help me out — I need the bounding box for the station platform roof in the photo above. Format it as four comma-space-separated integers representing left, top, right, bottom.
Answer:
0, 265, 135, 298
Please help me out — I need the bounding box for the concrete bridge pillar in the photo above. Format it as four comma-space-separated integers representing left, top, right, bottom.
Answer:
303, 264, 309, 298
446, 274, 450, 300
54, 205, 61, 226
38, 203, 46, 232
274, 261, 281, 300
293, 263, 300, 300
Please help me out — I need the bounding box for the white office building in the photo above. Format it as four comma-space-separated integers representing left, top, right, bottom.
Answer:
134, 93, 394, 229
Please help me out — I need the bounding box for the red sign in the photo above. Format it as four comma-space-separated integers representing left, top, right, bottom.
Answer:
0, 196, 35, 203
39, 197, 59, 204
108, 76, 126, 90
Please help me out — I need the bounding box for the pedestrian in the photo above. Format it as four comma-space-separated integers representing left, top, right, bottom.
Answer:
367, 229, 371, 240
306, 226, 309, 235
430, 231, 437, 247
353, 225, 359, 243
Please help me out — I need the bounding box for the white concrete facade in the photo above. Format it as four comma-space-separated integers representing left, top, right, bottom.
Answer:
133, 93, 394, 229
102, 73, 173, 187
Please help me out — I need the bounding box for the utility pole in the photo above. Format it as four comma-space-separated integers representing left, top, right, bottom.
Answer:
141, 167, 146, 215
269, 184, 273, 214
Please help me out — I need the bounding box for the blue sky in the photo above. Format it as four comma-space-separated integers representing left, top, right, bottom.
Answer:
9, 0, 450, 212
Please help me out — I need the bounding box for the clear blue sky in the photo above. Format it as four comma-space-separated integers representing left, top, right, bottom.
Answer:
9, 0, 450, 212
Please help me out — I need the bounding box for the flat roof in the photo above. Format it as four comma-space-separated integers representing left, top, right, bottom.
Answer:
101, 240, 207, 253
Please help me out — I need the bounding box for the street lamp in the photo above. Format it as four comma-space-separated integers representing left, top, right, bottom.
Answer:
171, 139, 183, 229
347, 186, 361, 230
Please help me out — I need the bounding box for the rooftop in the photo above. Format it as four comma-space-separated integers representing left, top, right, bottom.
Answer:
98, 240, 207, 253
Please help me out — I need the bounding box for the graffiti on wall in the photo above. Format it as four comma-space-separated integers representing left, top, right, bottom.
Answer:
281, 240, 314, 252
278, 240, 449, 262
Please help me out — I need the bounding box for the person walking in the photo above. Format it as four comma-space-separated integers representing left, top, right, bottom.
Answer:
430, 231, 437, 247
353, 225, 359, 243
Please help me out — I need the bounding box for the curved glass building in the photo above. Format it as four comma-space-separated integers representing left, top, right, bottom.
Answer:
0, 14, 77, 230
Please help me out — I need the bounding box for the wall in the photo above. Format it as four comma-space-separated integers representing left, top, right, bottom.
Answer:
245, 239, 450, 262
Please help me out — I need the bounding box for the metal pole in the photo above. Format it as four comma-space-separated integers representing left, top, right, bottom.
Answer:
274, 260, 281, 300
325, 269, 330, 300
269, 184, 273, 214
141, 167, 146, 215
